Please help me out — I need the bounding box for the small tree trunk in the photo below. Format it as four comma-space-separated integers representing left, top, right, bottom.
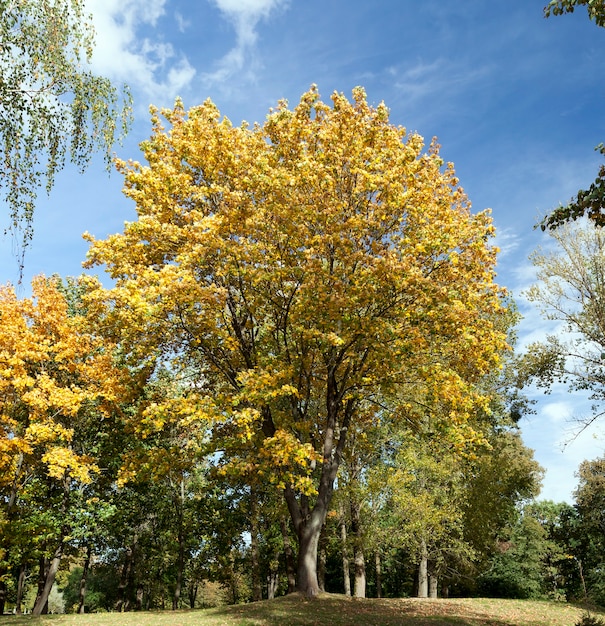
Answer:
350, 501, 365, 598
230, 555, 239, 604
353, 548, 366, 598
78, 544, 92, 613
115, 545, 134, 611
429, 574, 438, 598
34, 555, 49, 614
0, 578, 6, 616
172, 478, 187, 610
188, 581, 198, 609
250, 496, 262, 602
172, 542, 184, 610
375, 551, 382, 599
267, 567, 279, 600
280, 517, 296, 594
441, 581, 449, 598
340, 514, 351, 597
172, 523, 185, 610
136, 585, 144, 611
15, 564, 27, 614
417, 540, 428, 598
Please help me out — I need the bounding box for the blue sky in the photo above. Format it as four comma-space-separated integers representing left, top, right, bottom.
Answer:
3, 0, 605, 502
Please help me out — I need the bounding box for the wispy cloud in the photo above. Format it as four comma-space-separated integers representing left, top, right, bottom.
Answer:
203, 0, 289, 84
85, 0, 196, 105
494, 227, 520, 262
389, 57, 492, 108
175, 12, 191, 33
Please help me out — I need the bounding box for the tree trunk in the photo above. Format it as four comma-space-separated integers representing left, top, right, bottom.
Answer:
350, 500, 365, 598
188, 581, 198, 609
34, 554, 49, 614
115, 544, 134, 611
250, 496, 262, 602
268, 387, 353, 597
267, 567, 279, 599
417, 540, 428, 598
375, 551, 382, 599
0, 578, 6, 616
78, 544, 92, 613
32, 539, 65, 615
353, 548, 366, 598
280, 517, 296, 594
228, 552, 239, 604
136, 585, 144, 611
295, 518, 323, 596
429, 574, 438, 598
33, 474, 71, 616
340, 513, 351, 597
15, 564, 27, 614
172, 478, 186, 610
173, 548, 184, 610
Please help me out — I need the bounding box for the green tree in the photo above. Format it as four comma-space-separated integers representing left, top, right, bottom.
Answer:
478, 506, 551, 599
572, 456, 605, 604
0, 0, 131, 262
462, 431, 543, 573
477, 500, 577, 600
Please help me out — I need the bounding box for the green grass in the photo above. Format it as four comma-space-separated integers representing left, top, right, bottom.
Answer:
0, 594, 600, 626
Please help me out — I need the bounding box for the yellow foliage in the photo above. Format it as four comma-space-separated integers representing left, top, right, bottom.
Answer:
84, 86, 508, 496
0, 276, 124, 493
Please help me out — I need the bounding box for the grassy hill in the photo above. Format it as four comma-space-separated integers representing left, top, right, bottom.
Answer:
0, 594, 601, 626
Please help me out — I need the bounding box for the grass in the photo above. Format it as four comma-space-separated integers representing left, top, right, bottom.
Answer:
0, 594, 600, 626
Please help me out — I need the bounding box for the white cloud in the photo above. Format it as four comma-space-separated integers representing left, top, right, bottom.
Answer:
390, 58, 491, 107
542, 401, 573, 427
85, 0, 196, 105
494, 227, 520, 262
203, 0, 288, 84
174, 11, 190, 33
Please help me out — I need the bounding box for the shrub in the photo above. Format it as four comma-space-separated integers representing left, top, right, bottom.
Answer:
576, 611, 605, 626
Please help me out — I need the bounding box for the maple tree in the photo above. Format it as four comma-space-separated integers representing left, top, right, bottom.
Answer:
0, 275, 124, 614
84, 85, 508, 596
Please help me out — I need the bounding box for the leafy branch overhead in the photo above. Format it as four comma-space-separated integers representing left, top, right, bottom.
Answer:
539, 146, 605, 231
540, 1, 605, 229
0, 0, 132, 260
544, 0, 605, 26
